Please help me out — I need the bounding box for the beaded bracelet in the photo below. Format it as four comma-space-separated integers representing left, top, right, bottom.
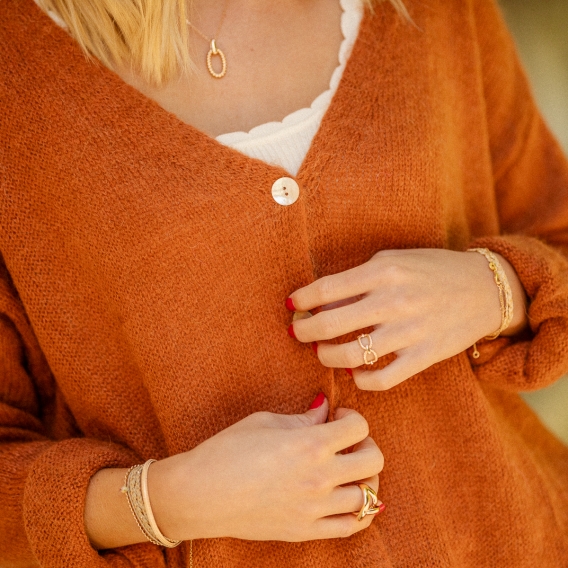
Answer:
467, 248, 514, 359
120, 460, 182, 548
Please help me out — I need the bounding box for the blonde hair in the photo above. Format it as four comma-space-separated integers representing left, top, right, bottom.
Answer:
37, 0, 409, 86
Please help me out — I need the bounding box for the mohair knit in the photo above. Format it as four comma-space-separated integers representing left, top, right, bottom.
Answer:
1, 0, 568, 567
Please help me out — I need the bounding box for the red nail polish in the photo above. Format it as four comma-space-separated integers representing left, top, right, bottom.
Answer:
287, 324, 296, 339
311, 342, 318, 354
346, 368, 353, 377
285, 297, 296, 311
309, 392, 325, 409
378, 503, 386, 514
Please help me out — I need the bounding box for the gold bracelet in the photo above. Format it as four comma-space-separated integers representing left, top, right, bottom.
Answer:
140, 460, 182, 548
120, 460, 182, 548
121, 464, 162, 546
468, 248, 514, 358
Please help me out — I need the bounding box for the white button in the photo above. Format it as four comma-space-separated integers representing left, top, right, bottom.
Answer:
271, 177, 300, 206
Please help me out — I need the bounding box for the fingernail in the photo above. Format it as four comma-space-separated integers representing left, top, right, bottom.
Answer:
287, 324, 296, 339
378, 503, 386, 514
346, 368, 353, 377
309, 392, 325, 409
311, 342, 318, 354
285, 297, 296, 311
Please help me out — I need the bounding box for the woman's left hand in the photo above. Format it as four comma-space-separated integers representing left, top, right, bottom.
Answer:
287, 249, 528, 391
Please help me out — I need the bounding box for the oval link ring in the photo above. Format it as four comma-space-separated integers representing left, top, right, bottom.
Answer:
357, 333, 378, 365
352, 483, 380, 521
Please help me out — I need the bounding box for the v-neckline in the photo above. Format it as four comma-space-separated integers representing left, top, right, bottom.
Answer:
25, 0, 377, 181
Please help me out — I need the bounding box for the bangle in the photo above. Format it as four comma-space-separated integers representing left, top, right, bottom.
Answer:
140, 460, 182, 547
120, 460, 182, 548
467, 248, 514, 358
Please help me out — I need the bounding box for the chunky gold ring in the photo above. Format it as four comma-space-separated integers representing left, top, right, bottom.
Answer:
352, 483, 380, 521
357, 334, 378, 365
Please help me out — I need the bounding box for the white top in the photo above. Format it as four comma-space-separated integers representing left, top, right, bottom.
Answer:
36, 0, 364, 176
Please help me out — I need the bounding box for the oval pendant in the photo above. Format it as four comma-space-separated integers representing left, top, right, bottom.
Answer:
206, 39, 227, 79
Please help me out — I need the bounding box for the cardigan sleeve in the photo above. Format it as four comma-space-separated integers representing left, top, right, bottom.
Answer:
466, 0, 568, 392
0, 258, 168, 568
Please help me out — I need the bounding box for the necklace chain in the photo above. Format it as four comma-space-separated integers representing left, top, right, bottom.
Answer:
186, 1, 229, 79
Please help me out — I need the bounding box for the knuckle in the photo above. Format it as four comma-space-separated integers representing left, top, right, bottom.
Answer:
316, 276, 336, 303
302, 473, 332, 495
391, 290, 410, 312
291, 413, 317, 429
382, 261, 408, 283
286, 432, 316, 458
248, 410, 273, 426
297, 432, 328, 462
370, 446, 385, 473
348, 411, 370, 439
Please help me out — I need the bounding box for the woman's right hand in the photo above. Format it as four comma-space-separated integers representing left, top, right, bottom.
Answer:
149, 394, 384, 543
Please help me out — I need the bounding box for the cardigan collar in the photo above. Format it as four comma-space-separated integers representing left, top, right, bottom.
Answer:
19, 0, 399, 183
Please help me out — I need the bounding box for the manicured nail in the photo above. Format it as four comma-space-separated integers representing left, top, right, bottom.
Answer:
378, 503, 386, 514
309, 392, 326, 409
287, 324, 296, 339
285, 297, 296, 311
311, 342, 318, 354
346, 368, 353, 377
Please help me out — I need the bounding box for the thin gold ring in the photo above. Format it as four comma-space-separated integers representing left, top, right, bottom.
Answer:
352, 483, 380, 521
357, 333, 378, 365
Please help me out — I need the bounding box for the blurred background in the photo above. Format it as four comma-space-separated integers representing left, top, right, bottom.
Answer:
498, 0, 568, 444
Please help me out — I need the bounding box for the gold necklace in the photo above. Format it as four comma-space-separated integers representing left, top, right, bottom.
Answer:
186, 3, 229, 79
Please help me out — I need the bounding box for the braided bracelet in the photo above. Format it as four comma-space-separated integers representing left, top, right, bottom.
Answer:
468, 248, 514, 359
120, 460, 182, 548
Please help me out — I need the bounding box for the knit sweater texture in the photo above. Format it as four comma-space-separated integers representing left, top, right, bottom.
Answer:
1, 0, 568, 566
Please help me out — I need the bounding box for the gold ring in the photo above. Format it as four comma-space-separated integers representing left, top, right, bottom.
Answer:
357, 334, 378, 365
352, 483, 379, 521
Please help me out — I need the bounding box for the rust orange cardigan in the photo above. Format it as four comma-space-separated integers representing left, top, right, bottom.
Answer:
1, 0, 568, 566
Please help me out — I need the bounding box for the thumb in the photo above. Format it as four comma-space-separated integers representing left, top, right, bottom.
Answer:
288, 392, 329, 429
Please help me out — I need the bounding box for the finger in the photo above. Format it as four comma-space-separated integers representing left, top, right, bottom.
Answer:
333, 436, 384, 486
289, 264, 378, 312
321, 474, 380, 517
316, 326, 408, 369
353, 349, 429, 391
312, 511, 375, 540
291, 297, 385, 343
316, 408, 369, 453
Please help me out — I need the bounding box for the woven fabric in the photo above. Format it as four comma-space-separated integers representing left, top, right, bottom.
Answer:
1, 0, 568, 566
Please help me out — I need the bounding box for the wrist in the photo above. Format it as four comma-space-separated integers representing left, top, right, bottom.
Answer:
493, 253, 529, 336
84, 467, 149, 550
467, 249, 529, 340
147, 454, 202, 542
468, 250, 503, 338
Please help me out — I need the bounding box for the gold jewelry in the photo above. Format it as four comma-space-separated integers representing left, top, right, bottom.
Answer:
357, 333, 379, 365
120, 460, 182, 548
467, 248, 514, 359
186, 2, 229, 79
352, 483, 380, 521
140, 460, 182, 548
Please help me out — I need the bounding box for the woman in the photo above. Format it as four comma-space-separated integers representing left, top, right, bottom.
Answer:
1, 0, 567, 566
